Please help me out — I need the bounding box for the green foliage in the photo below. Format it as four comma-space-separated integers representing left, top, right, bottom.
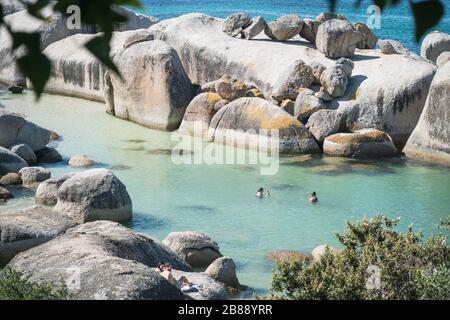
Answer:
268, 214, 450, 300
0, 268, 68, 300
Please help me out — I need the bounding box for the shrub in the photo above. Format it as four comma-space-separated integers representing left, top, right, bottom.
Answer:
0, 268, 68, 300
267, 214, 450, 300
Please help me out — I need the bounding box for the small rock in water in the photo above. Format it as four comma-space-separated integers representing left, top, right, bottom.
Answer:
10, 143, 37, 165
35, 147, 62, 163
8, 85, 24, 94
0, 173, 22, 185
49, 131, 60, 141
68, 154, 96, 168
0, 186, 13, 200
19, 167, 51, 186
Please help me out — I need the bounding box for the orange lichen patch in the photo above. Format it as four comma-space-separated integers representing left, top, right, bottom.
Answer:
263, 115, 300, 130
328, 129, 389, 144
297, 87, 310, 94
244, 102, 300, 130
265, 251, 312, 264
206, 92, 222, 106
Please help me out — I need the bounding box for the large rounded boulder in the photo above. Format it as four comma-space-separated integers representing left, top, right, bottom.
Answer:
323, 129, 398, 159
19, 167, 51, 186
205, 257, 240, 290
163, 231, 223, 268
222, 12, 251, 37
208, 97, 320, 154
53, 169, 133, 223
316, 19, 362, 58
35, 173, 76, 206
403, 60, 450, 164
178, 92, 222, 138
420, 31, 450, 63
264, 15, 303, 41
8, 221, 191, 300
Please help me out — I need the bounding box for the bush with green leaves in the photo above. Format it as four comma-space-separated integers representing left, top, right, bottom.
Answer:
268, 215, 450, 300
0, 268, 68, 300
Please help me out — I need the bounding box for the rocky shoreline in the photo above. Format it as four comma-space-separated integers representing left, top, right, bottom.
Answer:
1, 5, 450, 300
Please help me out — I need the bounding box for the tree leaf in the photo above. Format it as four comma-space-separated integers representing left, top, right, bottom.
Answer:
16, 52, 51, 99
410, 0, 444, 41
84, 34, 121, 77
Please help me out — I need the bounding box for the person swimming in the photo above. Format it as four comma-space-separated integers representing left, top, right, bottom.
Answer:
309, 192, 318, 203
256, 188, 270, 198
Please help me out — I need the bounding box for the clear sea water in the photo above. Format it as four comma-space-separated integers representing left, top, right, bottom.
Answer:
138, 0, 450, 53
1, 87, 449, 296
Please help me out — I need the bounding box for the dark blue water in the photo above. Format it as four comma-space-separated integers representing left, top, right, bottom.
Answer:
138, 0, 450, 52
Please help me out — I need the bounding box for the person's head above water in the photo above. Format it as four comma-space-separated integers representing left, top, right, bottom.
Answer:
311, 192, 317, 197
258, 187, 264, 193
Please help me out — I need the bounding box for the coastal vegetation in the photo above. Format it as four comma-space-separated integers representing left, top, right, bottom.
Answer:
0, 268, 68, 300
267, 215, 450, 300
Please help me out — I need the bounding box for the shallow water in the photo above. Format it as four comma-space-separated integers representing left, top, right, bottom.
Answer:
139, 0, 450, 53
1, 87, 450, 296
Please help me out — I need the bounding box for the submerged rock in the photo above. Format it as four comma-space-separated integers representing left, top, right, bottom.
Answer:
106, 40, 196, 131
420, 31, 450, 63
403, 61, 450, 164
264, 15, 303, 41
163, 231, 223, 268
316, 19, 362, 58
323, 129, 398, 158
54, 169, 133, 223
207, 97, 320, 154
8, 221, 191, 300
68, 154, 96, 168
0, 206, 76, 266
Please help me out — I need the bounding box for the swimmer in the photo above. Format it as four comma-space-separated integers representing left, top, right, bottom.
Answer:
309, 191, 318, 203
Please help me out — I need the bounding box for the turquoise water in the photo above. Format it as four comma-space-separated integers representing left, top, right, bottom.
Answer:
1, 88, 449, 295
139, 0, 450, 52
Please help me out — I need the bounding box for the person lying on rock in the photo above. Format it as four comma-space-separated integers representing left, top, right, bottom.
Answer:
309, 192, 318, 204
155, 263, 199, 293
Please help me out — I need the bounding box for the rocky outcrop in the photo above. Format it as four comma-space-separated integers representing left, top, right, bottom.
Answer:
316, 19, 362, 58
53, 169, 133, 223
354, 22, 377, 49
149, 14, 434, 147
323, 129, 398, 158
0, 146, 28, 175
42, 30, 151, 102
403, 61, 450, 164
19, 167, 51, 186
105, 39, 196, 130
294, 89, 326, 120
172, 270, 228, 300
205, 257, 240, 290
222, 12, 251, 37
178, 92, 222, 137
10, 143, 36, 165
264, 15, 303, 41
0, 206, 76, 266
111, 6, 159, 32
0, 8, 95, 86
0, 111, 51, 151
163, 231, 223, 268
420, 31, 450, 63
207, 97, 320, 154
8, 221, 192, 300
35, 173, 76, 206
68, 154, 95, 168
306, 109, 342, 143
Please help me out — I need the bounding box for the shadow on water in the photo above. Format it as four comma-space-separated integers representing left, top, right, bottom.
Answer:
123, 139, 147, 144
126, 212, 168, 233
176, 205, 216, 215
109, 164, 132, 171
121, 145, 146, 152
